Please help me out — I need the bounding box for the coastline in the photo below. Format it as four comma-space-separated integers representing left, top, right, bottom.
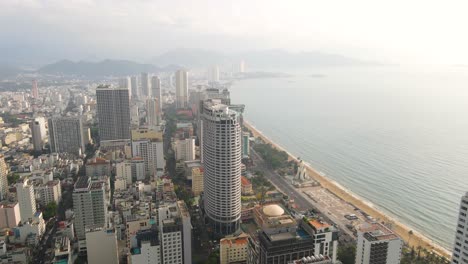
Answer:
244, 120, 452, 259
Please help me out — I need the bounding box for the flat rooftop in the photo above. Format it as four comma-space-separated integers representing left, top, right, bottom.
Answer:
360, 222, 399, 241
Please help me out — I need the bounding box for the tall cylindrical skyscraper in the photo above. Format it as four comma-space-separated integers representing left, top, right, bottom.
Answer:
202, 100, 242, 235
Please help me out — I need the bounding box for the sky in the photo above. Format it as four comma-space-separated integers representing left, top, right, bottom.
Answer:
1, 0, 468, 65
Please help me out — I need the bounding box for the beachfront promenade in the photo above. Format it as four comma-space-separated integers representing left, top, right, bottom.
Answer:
244, 120, 452, 259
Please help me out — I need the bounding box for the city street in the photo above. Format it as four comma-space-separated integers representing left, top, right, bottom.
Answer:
251, 149, 355, 242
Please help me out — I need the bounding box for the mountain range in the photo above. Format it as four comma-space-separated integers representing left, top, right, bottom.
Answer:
0, 49, 379, 78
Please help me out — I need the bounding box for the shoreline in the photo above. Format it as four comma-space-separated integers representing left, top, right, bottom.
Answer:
244, 120, 452, 259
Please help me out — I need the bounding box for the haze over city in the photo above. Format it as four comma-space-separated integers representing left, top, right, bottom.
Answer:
2, 0, 468, 65
0, 1, 467, 264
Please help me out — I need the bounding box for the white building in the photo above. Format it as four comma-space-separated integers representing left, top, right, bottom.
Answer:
72, 177, 107, 244
131, 228, 161, 264
116, 160, 133, 185
175, 70, 188, 109
151, 76, 162, 108
0, 156, 7, 200
452, 192, 468, 264
132, 140, 164, 177
174, 137, 195, 162
202, 100, 243, 235
34, 180, 61, 207
146, 98, 161, 128
158, 201, 192, 264
16, 179, 37, 222
131, 157, 146, 182
85, 227, 119, 264
208, 65, 220, 83
119, 77, 132, 98
355, 222, 402, 264
12, 212, 45, 245
0, 202, 21, 228
31, 117, 47, 152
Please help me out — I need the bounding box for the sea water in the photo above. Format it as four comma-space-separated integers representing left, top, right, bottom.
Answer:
230, 65, 468, 250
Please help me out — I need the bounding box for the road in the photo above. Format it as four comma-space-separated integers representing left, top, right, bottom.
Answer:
251, 149, 355, 242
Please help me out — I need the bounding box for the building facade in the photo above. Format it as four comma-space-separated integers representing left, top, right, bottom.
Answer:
151, 76, 162, 107
174, 137, 195, 162
0, 156, 7, 200
31, 117, 47, 152
355, 222, 402, 264
175, 70, 188, 109
85, 227, 119, 264
16, 179, 37, 222
96, 85, 131, 141
146, 98, 161, 128
72, 177, 107, 241
48, 116, 85, 155
141, 72, 150, 98
452, 192, 468, 264
0, 202, 21, 228
202, 100, 243, 235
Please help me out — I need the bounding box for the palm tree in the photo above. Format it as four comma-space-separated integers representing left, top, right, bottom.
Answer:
408, 230, 414, 247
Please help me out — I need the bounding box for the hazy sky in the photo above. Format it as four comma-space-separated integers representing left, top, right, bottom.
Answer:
1, 0, 468, 65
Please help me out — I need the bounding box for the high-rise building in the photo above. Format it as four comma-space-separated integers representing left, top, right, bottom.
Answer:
151, 76, 162, 106
208, 66, 220, 83
174, 137, 195, 162
116, 160, 133, 185
73, 177, 107, 242
85, 226, 119, 264
158, 201, 192, 264
131, 157, 146, 182
242, 132, 250, 158
31, 80, 39, 99
141, 73, 150, 98
48, 116, 85, 155
31, 117, 47, 152
131, 227, 161, 264
131, 76, 139, 99
0, 156, 8, 200
202, 100, 243, 235
16, 179, 36, 222
132, 140, 164, 177
0, 202, 21, 228
146, 98, 160, 128
96, 85, 131, 141
119, 76, 132, 98
452, 192, 468, 264
355, 222, 402, 264
34, 180, 62, 207
175, 70, 189, 109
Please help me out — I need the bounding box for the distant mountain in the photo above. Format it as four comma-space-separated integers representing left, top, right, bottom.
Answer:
38, 59, 180, 77
0, 66, 24, 79
151, 48, 379, 68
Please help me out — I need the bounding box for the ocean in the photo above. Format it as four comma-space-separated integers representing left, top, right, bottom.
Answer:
230, 66, 468, 250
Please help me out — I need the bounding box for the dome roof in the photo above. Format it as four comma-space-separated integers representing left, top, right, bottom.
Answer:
262, 204, 284, 217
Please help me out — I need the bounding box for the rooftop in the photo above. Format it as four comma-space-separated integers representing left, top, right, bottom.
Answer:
241, 176, 251, 186
308, 219, 331, 230
359, 222, 399, 241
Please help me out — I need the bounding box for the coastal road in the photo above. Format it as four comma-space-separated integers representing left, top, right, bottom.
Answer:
251, 149, 355, 242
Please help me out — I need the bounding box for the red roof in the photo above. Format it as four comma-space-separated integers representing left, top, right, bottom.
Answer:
241, 176, 251, 186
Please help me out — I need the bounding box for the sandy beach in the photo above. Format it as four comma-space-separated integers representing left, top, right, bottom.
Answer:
244, 120, 452, 259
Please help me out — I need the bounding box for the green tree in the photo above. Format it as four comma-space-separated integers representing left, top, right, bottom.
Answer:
7, 173, 20, 185
337, 244, 356, 264
43, 201, 57, 220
